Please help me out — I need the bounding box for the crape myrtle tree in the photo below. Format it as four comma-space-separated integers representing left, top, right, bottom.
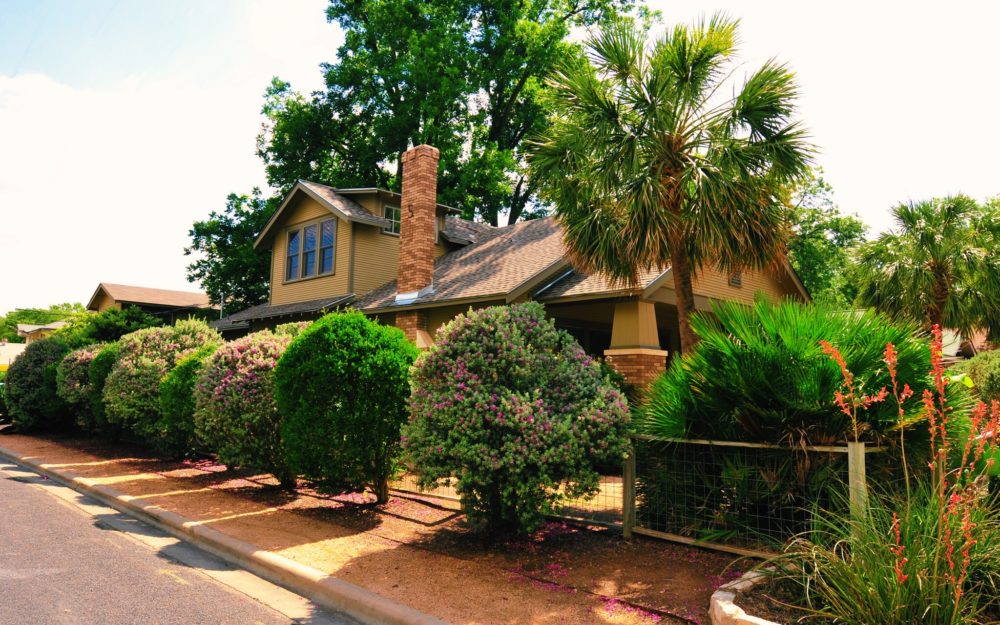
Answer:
404, 303, 630, 535
528, 16, 812, 352
856, 196, 1000, 340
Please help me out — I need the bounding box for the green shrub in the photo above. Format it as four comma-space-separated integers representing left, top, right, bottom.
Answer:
158, 344, 219, 456
0, 370, 8, 419
642, 298, 931, 443
275, 311, 418, 503
55, 306, 162, 348
404, 303, 631, 535
4, 338, 71, 431
956, 349, 1000, 404
194, 331, 294, 486
274, 321, 310, 338
103, 320, 221, 446
56, 344, 104, 428
86, 343, 120, 433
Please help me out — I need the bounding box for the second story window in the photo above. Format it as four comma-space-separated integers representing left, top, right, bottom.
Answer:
383, 205, 400, 235
286, 218, 336, 281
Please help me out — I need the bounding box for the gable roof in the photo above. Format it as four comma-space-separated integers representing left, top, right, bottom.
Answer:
254, 181, 479, 250
210, 294, 355, 332
16, 321, 68, 336
355, 217, 569, 311
87, 283, 212, 311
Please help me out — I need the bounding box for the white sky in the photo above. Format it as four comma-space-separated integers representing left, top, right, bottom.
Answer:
2, 0, 999, 313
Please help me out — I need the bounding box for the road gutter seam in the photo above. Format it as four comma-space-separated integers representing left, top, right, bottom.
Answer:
0, 444, 450, 625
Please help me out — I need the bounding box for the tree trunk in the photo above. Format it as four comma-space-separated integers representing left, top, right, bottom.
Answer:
373, 477, 390, 505
669, 231, 699, 354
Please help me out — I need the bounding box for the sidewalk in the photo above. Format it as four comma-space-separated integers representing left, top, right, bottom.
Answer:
0, 433, 738, 625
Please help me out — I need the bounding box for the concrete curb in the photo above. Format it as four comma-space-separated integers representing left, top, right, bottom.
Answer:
709, 570, 780, 625
0, 444, 450, 625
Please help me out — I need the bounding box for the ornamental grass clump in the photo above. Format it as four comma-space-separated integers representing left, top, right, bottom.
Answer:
56, 344, 104, 429
404, 302, 631, 535
275, 311, 418, 503
771, 328, 1000, 624
194, 331, 294, 487
4, 338, 71, 431
103, 320, 221, 446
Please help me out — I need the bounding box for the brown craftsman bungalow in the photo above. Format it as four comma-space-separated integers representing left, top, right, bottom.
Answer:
87, 283, 215, 325
213, 145, 808, 388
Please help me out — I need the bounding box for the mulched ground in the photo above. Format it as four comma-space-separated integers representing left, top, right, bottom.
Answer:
1, 433, 747, 625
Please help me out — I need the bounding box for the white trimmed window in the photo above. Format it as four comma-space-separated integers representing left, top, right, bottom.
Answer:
383, 205, 401, 235
286, 218, 336, 281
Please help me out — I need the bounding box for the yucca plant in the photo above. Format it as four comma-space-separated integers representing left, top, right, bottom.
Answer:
641, 298, 930, 445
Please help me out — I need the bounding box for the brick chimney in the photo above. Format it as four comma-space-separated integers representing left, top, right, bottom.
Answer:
396, 144, 439, 303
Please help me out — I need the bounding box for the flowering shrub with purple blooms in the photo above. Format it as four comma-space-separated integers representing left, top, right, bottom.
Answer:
194, 330, 295, 487
403, 302, 631, 535
275, 311, 418, 503
103, 320, 221, 445
56, 343, 104, 428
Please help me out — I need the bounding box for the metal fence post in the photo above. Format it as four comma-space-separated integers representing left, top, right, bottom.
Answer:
623, 447, 636, 539
847, 441, 867, 519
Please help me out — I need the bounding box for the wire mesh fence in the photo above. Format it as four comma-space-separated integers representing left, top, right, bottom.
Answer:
390, 437, 887, 555
629, 436, 882, 554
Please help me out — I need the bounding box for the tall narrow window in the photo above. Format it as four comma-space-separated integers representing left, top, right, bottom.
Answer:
320, 220, 335, 274
286, 230, 300, 280
383, 205, 400, 235
302, 224, 317, 277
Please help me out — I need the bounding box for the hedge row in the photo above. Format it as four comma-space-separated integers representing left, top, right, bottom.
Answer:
2, 304, 631, 535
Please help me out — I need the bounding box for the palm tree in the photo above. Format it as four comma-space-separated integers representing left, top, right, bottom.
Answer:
527, 16, 812, 353
855, 196, 1000, 340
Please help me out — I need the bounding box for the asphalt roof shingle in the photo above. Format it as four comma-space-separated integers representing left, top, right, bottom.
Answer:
354, 217, 567, 311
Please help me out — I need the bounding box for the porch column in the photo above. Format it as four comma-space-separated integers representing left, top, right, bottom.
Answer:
396, 310, 434, 349
603, 300, 668, 390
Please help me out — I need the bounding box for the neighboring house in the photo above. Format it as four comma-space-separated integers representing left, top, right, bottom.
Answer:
0, 340, 27, 370
214, 145, 808, 388
86, 283, 215, 325
16, 321, 68, 344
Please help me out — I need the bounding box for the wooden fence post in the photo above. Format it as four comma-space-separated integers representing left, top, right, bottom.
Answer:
623, 447, 636, 539
847, 441, 867, 519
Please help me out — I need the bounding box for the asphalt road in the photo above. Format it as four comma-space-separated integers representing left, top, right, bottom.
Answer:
0, 462, 355, 625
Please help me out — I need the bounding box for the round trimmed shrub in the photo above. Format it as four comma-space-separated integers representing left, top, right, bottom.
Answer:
403, 302, 631, 535
56, 344, 104, 428
87, 343, 120, 434
194, 331, 294, 486
103, 320, 221, 446
957, 349, 1000, 405
0, 370, 8, 420
159, 344, 219, 456
275, 311, 418, 503
5, 338, 72, 431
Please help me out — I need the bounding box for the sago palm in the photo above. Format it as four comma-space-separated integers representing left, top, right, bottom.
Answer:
528, 16, 812, 352
856, 196, 1000, 340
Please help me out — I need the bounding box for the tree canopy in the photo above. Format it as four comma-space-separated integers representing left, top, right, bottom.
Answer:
528, 16, 812, 352
786, 169, 868, 306
258, 0, 640, 226
0, 303, 86, 344
855, 196, 1000, 339
185, 190, 274, 314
